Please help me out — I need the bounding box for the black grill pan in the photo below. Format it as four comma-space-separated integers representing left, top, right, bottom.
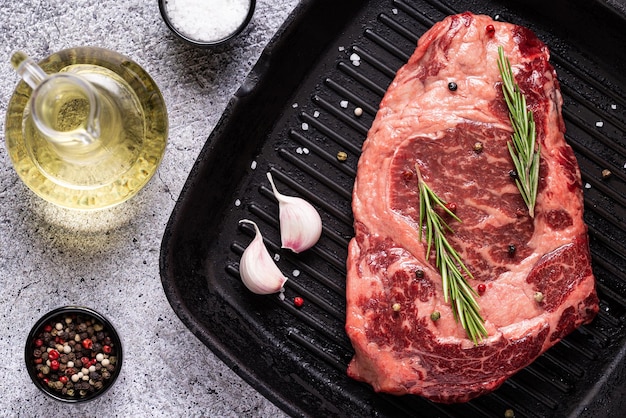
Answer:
159, 0, 626, 416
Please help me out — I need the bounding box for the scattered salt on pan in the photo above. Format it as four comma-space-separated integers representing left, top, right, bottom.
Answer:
596, 121, 604, 128
338, 46, 345, 52
166, 0, 251, 43
293, 269, 300, 277
350, 53, 361, 66
279, 289, 285, 301
296, 147, 303, 154
340, 100, 349, 108
303, 148, 310, 155
494, 14, 501, 20
611, 104, 617, 110
274, 253, 281, 262
234, 199, 241, 207
302, 123, 309, 131
250, 160, 257, 170
292, 103, 298, 108
392, 8, 398, 14
585, 183, 592, 189
313, 111, 320, 118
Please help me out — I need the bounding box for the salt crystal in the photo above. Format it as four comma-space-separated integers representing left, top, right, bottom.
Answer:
303, 148, 310, 155
165, 0, 251, 43
313, 111, 320, 118
292, 103, 298, 108
274, 253, 281, 262
350, 53, 361, 66
234, 199, 241, 207
338, 46, 345, 52
250, 160, 257, 170
392, 8, 398, 14
296, 147, 303, 154
279, 290, 285, 301
340, 100, 349, 108
302, 123, 309, 131
293, 270, 300, 277
585, 183, 591, 189
611, 104, 617, 110
596, 121, 604, 128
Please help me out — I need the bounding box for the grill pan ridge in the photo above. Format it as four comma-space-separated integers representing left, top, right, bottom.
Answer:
160, 0, 626, 417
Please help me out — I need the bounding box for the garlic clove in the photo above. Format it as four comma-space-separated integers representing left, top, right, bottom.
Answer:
267, 172, 322, 253
238, 219, 287, 295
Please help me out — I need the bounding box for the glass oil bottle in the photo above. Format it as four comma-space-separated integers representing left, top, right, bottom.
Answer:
5, 47, 168, 210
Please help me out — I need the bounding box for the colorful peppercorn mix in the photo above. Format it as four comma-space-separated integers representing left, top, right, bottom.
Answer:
28, 311, 120, 400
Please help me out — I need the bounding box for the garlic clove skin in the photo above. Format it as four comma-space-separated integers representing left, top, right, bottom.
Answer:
238, 219, 287, 295
267, 172, 322, 253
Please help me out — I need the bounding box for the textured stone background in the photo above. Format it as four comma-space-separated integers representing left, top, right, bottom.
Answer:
0, 0, 297, 416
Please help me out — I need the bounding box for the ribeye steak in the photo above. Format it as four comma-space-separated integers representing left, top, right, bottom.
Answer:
345, 12, 599, 403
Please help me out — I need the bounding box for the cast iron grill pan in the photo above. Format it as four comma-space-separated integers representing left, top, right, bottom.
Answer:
160, 0, 626, 416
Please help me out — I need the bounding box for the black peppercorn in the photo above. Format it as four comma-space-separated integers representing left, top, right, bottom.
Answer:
415, 269, 424, 279
508, 244, 516, 256
448, 81, 458, 91
509, 169, 518, 179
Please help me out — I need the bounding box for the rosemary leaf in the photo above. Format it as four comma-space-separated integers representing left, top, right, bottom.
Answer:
497, 46, 540, 218
415, 164, 487, 344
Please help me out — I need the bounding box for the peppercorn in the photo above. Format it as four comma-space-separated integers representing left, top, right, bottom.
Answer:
509, 169, 518, 179
602, 169, 612, 179
448, 81, 458, 91
534, 292, 545, 303
508, 244, 516, 257
336, 151, 348, 162
473, 142, 483, 153
477, 284, 486, 294
486, 24, 495, 37
445, 202, 457, 213
415, 269, 424, 279
392, 303, 401, 312
294, 297, 304, 308
430, 311, 441, 321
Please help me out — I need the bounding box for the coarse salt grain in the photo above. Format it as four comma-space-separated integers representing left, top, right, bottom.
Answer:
234, 199, 241, 207
611, 104, 617, 110
302, 122, 309, 131
313, 111, 320, 118
250, 160, 257, 170
166, 0, 251, 43
340, 100, 348, 108
596, 121, 604, 128
585, 183, 591, 189
293, 269, 300, 277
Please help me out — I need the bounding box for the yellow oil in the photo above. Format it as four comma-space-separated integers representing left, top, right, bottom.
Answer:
5, 47, 168, 210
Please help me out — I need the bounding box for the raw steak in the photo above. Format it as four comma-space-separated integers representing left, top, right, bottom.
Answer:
345, 12, 599, 403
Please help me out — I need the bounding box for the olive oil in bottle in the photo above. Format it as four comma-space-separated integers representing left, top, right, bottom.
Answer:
5, 48, 168, 210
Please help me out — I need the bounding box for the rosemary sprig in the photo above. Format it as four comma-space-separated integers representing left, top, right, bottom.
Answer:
497, 46, 541, 218
416, 164, 487, 345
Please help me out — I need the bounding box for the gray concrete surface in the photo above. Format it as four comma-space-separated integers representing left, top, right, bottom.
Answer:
0, 0, 298, 416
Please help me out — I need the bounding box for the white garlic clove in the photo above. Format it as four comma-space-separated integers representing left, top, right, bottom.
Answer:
267, 172, 322, 253
238, 219, 287, 295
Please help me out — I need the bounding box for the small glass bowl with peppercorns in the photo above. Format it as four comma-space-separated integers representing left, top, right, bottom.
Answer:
25, 306, 123, 402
